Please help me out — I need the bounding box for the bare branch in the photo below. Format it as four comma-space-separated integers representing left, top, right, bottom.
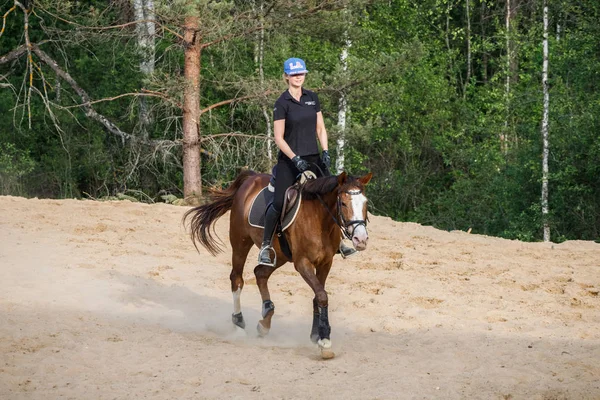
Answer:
199, 90, 276, 115
198, 2, 283, 50
36, 5, 184, 41
151, 138, 214, 158
0, 4, 17, 39
15, 0, 34, 128
201, 132, 272, 141
201, 25, 263, 49
140, 89, 180, 106
0, 43, 28, 64
0, 77, 13, 89
273, 0, 345, 21
61, 89, 182, 110
199, 0, 343, 50
31, 44, 134, 143
3, 43, 211, 157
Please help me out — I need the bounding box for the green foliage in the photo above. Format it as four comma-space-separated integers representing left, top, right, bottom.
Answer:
0, 143, 35, 196
0, 0, 598, 241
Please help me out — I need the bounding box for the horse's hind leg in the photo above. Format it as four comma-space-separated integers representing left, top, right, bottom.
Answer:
230, 239, 253, 329
254, 259, 285, 336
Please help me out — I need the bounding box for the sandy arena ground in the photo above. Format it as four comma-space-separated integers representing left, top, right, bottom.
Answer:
0, 195, 598, 399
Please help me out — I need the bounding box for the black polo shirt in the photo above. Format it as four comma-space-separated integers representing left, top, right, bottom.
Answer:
273, 88, 321, 160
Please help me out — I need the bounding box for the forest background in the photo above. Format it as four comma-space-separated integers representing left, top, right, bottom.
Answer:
0, 0, 598, 243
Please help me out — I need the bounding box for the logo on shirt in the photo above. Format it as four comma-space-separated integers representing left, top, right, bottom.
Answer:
304, 101, 316, 106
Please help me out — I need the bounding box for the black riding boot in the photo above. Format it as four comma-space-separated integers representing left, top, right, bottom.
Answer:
258, 205, 280, 267
339, 240, 357, 258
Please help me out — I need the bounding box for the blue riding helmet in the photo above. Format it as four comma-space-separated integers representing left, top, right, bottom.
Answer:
284, 58, 308, 75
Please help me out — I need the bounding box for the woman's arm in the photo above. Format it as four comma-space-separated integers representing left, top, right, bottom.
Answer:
316, 111, 328, 151
274, 119, 296, 159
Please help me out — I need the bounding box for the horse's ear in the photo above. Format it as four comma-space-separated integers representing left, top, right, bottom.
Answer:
337, 171, 347, 186
358, 172, 373, 186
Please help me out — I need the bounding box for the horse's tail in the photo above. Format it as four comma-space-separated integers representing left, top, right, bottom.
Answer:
183, 169, 257, 255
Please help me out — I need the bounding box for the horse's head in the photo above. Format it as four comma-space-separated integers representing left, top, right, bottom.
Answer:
337, 172, 373, 251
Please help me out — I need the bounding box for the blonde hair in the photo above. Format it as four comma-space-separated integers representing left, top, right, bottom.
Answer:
282, 73, 289, 84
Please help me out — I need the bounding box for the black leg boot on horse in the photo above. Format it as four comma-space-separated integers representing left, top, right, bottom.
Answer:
258, 204, 281, 267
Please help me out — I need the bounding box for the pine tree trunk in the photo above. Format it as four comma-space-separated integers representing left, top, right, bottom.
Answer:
541, 1, 551, 242
182, 15, 202, 200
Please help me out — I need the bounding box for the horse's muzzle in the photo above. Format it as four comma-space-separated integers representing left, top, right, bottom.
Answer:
352, 226, 369, 251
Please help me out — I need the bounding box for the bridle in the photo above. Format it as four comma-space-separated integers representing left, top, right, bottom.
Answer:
315, 186, 369, 240
299, 163, 369, 240
336, 188, 369, 240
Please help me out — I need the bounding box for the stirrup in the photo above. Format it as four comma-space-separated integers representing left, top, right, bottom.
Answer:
258, 245, 276, 267
339, 242, 357, 259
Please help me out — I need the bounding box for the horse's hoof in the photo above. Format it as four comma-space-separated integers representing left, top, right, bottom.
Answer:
232, 312, 246, 329
318, 338, 335, 359
232, 325, 247, 338
320, 348, 335, 359
257, 321, 270, 337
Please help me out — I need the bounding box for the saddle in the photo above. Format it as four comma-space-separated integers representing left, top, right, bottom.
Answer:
248, 170, 316, 231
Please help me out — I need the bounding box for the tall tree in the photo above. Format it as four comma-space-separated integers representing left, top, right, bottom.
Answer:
253, 0, 272, 162
132, 0, 156, 140
502, 0, 512, 153
181, 11, 202, 200
541, 0, 550, 242
336, 8, 351, 174
463, 0, 471, 98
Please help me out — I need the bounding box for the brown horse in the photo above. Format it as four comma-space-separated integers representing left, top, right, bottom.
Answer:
184, 170, 372, 357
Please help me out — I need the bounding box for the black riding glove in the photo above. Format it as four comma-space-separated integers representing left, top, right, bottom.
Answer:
321, 150, 331, 169
291, 155, 309, 172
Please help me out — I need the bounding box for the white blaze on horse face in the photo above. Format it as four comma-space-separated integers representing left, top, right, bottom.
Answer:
233, 287, 242, 314
350, 192, 369, 250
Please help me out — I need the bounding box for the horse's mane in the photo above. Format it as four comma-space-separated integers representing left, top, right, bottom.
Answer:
301, 174, 362, 200
301, 175, 338, 199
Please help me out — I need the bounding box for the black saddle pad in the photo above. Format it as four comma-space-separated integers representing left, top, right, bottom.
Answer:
248, 186, 301, 231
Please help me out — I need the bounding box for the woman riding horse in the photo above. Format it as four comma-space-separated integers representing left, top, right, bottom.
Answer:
259, 57, 355, 267
184, 169, 372, 358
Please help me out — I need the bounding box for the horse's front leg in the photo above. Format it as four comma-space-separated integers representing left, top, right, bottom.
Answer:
310, 297, 320, 343
296, 258, 335, 359
310, 300, 333, 353
310, 259, 333, 344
